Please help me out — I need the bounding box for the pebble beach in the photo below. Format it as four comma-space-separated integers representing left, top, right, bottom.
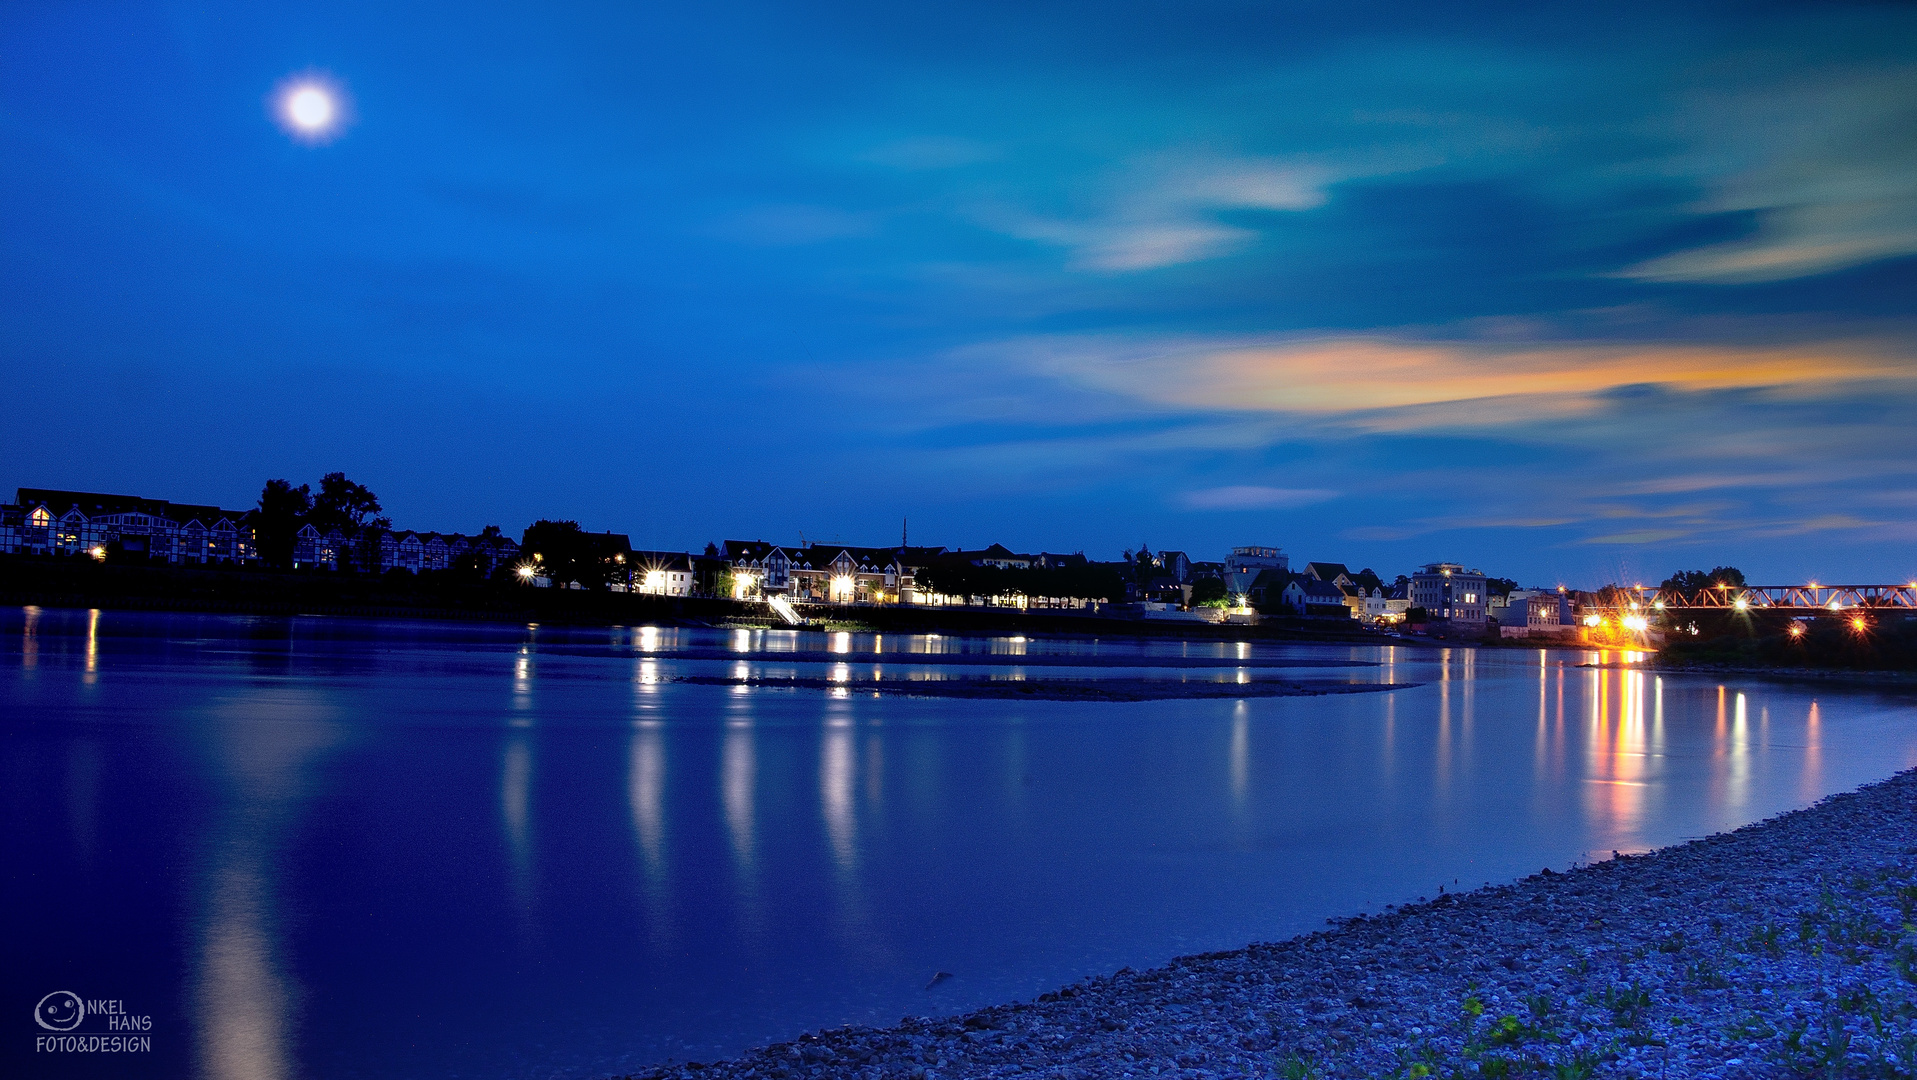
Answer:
627, 768, 1917, 1080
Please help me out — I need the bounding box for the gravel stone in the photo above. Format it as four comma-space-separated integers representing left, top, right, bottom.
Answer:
623, 768, 1917, 1079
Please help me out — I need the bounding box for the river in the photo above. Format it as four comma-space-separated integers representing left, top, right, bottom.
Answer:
5, 607, 1915, 1078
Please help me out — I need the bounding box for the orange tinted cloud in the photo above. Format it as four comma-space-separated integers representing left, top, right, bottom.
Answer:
1031, 336, 1913, 422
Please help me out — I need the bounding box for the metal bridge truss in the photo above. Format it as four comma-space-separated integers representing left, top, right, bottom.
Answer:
1606, 584, 1917, 615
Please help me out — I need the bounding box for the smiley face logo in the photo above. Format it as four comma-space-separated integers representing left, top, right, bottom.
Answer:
35, 991, 84, 1031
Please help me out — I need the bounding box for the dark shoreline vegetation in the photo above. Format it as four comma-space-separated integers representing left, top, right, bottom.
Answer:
1656, 609, 1917, 675
0, 556, 1389, 644
625, 770, 1917, 1080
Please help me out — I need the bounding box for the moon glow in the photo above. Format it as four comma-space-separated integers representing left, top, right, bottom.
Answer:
286, 86, 334, 130
273, 74, 349, 144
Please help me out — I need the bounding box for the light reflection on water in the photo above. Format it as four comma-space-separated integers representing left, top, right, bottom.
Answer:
5, 610, 1917, 1080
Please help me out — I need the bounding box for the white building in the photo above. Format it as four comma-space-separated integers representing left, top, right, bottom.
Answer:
1223, 545, 1288, 601
1409, 562, 1488, 624
720, 540, 792, 597
628, 550, 695, 596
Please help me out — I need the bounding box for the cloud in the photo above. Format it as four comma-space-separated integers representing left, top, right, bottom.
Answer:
1619, 65, 1917, 283
1581, 529, 1694, 545
985, 155, 1343, 271
1006, 334, 1916, 426
1180, 485, 1337, 510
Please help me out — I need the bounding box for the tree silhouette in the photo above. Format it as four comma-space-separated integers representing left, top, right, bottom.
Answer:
1661, 566, 1748, 591
307, 473, 389, 573
308, 473, 386, 532
255, 479, 312, 570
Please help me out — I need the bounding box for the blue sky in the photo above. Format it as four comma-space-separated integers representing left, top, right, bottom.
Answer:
4, 1, 1915, 585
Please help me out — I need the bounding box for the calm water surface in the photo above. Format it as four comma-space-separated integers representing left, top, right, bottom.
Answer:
6, 608, 1917, 1079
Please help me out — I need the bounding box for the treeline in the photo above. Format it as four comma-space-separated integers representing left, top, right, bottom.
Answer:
255, 472, 389, 569
254, 473, 512, 580
1661, 612, 1917, 670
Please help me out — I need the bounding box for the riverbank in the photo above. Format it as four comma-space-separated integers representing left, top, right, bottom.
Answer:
0, 556, 1391, 645
625, 768, 1917, 1080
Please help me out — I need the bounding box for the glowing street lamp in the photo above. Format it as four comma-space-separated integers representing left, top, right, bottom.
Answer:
516, 564, 536, 581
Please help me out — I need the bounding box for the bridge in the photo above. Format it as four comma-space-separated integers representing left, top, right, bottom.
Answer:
1592, 583, 1917, 619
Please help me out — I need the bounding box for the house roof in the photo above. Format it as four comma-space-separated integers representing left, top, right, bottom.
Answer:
629, 549, 694, 572
16, 487, 254, 528
949, 543, 1033, 563
1303, 562, 1351, 581
808, 543, 905, 568
721, 539, 781, 561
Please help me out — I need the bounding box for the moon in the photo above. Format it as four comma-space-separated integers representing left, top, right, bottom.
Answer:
272, 74, 349, 144
286, 86, 334, 131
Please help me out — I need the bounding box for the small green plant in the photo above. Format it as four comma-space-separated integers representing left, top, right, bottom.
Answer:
1476, 1014, 1553, 1051
1894, 942, 1917, 983
1824, 910, 1890, 962
1726, 1012, 1775, 1041
1275, 1051, 1324, 1080
1778, 1014, 1853, 1078
1655, 930, 1689, 953
1836, 984, 1878, 1014
1600, 983, 1653, 1027
1746, 923, 1786, 957
1553, 1050, 1603, 1080
1895, 884, 1917, 922
1683, 958, 1732, 990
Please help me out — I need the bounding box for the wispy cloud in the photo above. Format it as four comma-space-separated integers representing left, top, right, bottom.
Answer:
982, 155, 1343, 271
1180, 485, 1337, 510
1007, 334, 1915, 423
1621, 65, 1917, 283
